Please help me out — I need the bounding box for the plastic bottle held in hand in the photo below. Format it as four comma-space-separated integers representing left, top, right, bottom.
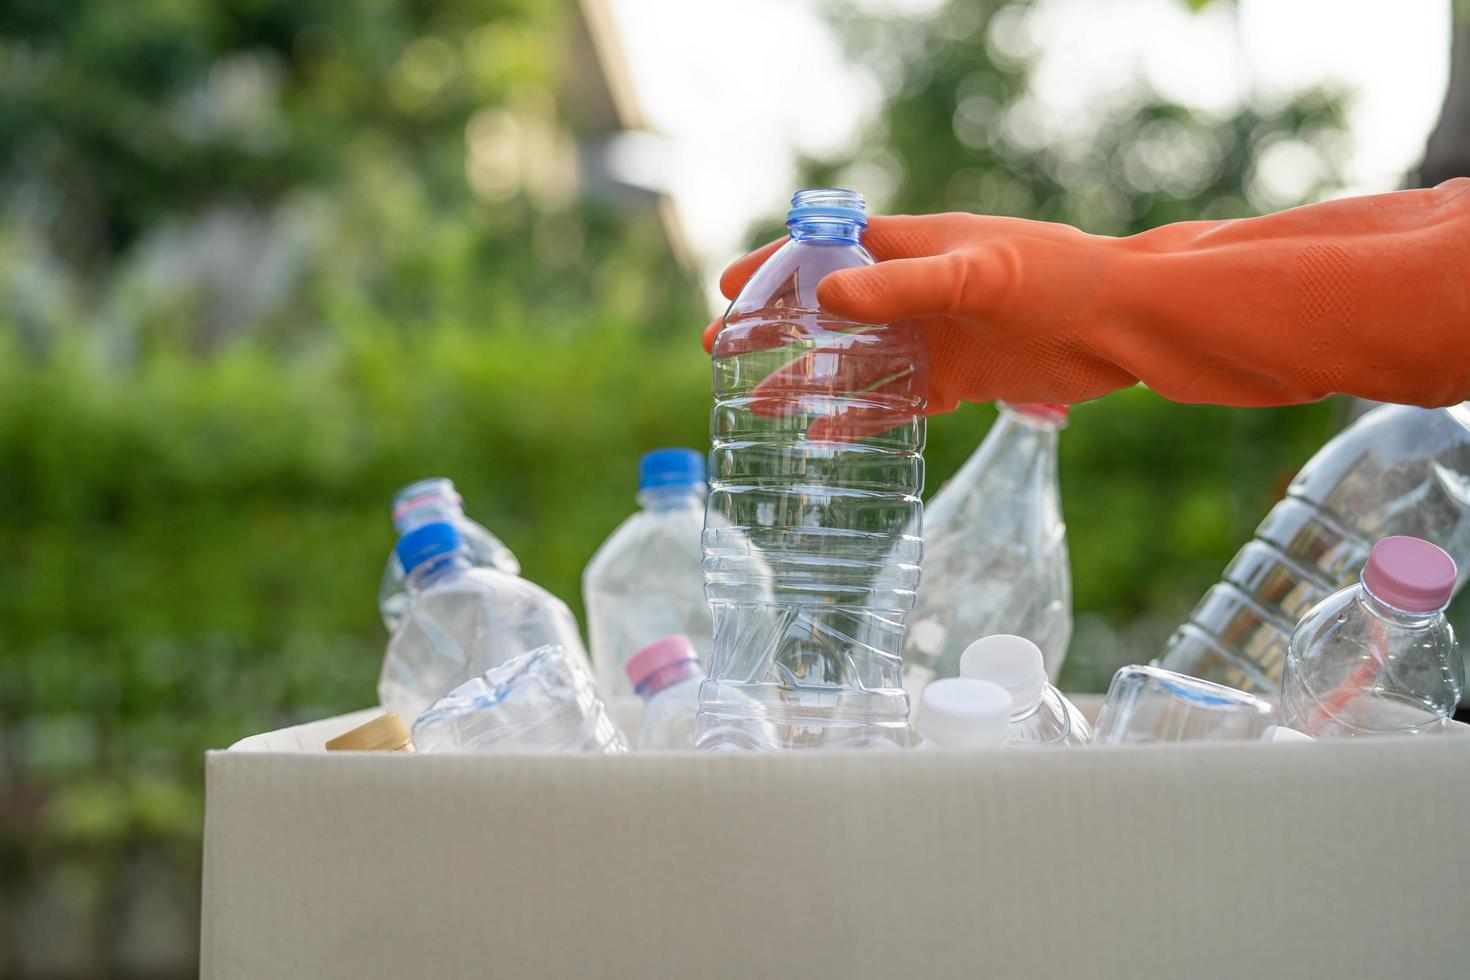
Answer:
625, 635, 705, 751
959, 634, 1089, 747
1160, 403, 1470, 693
699, 189, 929, 751
379, 477, 520, 632
379, 522, 591, 723
914, 678, 1011, 750
584, 449, 711, 705
1281, 536, 1463, 737
412, 645, 628, 754
903, 403, 1070, 699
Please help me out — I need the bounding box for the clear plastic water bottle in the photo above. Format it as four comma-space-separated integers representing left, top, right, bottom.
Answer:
625, 635, 704, 751
958, 634, 1089, 747
1160, 403, 1470, 693
1092, 665, 1276, 744
584, 449, 711, 705
903, 404, 1070, 699
1281, 536, 1463, 737
379, 521, 591, 724
412, 645, 628, 754
699, 189, 929, 751
914, 678, 1012, 750
379, 477, 520, 632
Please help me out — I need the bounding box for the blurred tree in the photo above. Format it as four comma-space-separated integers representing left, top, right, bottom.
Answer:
0, 0, 698, 357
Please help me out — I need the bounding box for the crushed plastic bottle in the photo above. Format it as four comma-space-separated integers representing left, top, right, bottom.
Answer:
379, 477, 520, 632
1282, 536, 1463, 737
699, 188, 929, 751
411, 645, 628, 754
1092, 665, 1276, 744
904, 404, 1071, 699
625, 635, 704, 751
379, 521, 591, 724
958, 634, 1089, 747
1160, 403, 1470, 693
914, 678, 1012, 750
584, 449, 711, 705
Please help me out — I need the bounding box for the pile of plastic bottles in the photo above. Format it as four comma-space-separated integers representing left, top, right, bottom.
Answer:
328, 188, 1470, 757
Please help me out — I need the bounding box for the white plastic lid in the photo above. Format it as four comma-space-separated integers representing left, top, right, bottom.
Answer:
917, 678, 1012, 748
959, 634, 1047, 715
1263, 725, 1315, 744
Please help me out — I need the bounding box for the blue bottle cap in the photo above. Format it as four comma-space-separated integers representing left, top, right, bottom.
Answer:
396, 521, 463, 574
638, 448, 705, 491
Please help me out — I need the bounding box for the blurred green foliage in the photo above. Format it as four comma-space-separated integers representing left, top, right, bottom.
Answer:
0, 0, 1363, 974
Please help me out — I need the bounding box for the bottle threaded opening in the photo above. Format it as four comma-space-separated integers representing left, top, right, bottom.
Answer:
787, 188, 867, 225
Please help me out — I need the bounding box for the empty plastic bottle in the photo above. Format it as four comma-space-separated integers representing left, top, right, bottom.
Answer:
959, 634, 1089, 747
625, 634, 704, 751
903, 403, 1070, 700
379, 521, 591, 724
914, 678, 1012, 749
412, 645, 628, 754
1281, 536, 1463, 737
379, 477, 520, 632
1092, 665, 1276, 744
1160, 403, 1470, 693
584, 449, 711, 705
699, 188, 929, 751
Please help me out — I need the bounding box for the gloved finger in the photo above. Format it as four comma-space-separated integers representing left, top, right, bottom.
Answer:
816, 252, 1011, 327
702, 315, 723, 353
718, 238, 785, 301
745, 340, 926, 445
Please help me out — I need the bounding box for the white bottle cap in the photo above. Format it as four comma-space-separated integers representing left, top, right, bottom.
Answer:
959, 634, 1047, 715
1263, 725, 1315, 743
917, 678, 1012, 748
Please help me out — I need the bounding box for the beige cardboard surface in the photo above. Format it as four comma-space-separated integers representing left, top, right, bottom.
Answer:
202, 715, 1470, 980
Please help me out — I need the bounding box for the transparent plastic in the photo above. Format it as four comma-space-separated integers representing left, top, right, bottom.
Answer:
379, 478, 520, 632
1092, 665, 1276, 744
698, 189, 929, 751
1160, 403, 1470, 692
584, 474, 710, 705
1281, 582, 1462, 739
1004, 688, 1090, 747
411, 646, 628, 754
634, 670, 703, 751
903, 404, 1070, 699
379, 542, 591, 724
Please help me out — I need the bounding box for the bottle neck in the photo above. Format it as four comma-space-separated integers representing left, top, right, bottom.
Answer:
637, 483, 705, 512
788, 217, 864, 243
407, 552, 473, 590
1358, 584, 1444, 629
637, 661, 703, 700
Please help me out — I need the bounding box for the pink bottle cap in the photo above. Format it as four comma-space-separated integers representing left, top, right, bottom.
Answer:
625, 635, 699, 690
1362, 536, 1456, 612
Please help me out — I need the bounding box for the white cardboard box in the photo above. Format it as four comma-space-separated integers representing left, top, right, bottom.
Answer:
202, 706, 1470, 979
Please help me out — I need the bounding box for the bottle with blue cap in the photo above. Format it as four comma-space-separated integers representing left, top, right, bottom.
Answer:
379, 519, 590, 724
699, 189, 929, 750
583, 448, 710, 705
377, 477, 521, 633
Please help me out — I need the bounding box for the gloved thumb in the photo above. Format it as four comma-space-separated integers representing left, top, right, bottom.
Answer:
815, 252, 1009, 326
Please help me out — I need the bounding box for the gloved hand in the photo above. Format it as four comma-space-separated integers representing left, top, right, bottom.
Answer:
705, 179, 1470, 413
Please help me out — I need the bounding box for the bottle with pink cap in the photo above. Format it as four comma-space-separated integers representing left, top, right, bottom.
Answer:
1281, 536, 1463, 737
902, 403, 1072, 701
625, 635, 706, 750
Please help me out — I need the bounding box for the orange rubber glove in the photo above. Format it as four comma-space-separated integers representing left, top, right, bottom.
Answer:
704, 178, 1470, 413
